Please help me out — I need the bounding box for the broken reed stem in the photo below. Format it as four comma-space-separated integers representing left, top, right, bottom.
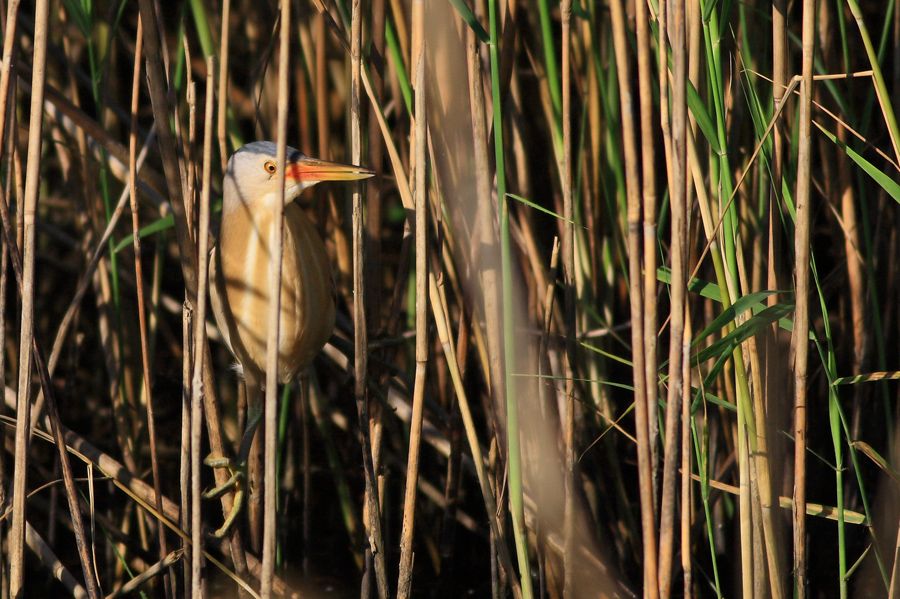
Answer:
127, 18, 171, 598
106, 550, 183, 598
9, 0, 56, 594
559, 0, 576, 595
397, 50, 427, 599
261, 1, 292, 593
351, 0, 388, 594
190, 58, 216, 596
658, 0, 687, 596
793, 0, 816, 592
607, 0, 658, 594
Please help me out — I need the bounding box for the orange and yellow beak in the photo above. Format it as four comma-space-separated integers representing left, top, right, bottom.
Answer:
286, 157, 375, 184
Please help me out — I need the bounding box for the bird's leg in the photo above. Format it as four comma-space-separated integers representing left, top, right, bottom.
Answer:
203, 377, 263, 538
246, 401, 264, 554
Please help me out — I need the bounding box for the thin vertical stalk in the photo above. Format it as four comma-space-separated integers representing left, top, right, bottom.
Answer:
192, 58, 216, 597
217, 0, 231, 173
397, 52, 427, 599
351, 1, 388, 596
658, 0, 687, 595
771, 0, 787, 299
137, 0, 197, 292
658, 0, 672, 193
366, 0, 385, 329
462, 16, 518, 590
844, 0, 900, 164
560, 0, 576, 595
469, 6, 504, 429
128, 17, 171, 599
793, 0, 816, 593
262, 0, 292, 594
181, 300, 193, 596
608, 0, 658, 595
487, 0, 533, 591
0, 0, 19, 188
10, 1, 51, 594
637, 0, 660, 511
0, 24, 20, 588
680, 312, 693, 598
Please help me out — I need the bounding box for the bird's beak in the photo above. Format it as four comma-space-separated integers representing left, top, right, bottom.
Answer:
286, 157, 375, 183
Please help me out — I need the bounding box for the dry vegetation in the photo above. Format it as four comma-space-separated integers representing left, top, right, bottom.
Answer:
0, 0, 898, 597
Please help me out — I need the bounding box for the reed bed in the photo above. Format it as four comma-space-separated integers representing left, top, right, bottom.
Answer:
0, 0, 897, 597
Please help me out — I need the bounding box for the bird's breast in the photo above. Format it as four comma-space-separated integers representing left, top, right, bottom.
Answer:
211, 202, 336, 382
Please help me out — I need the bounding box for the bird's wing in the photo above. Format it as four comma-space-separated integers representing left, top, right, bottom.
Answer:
208, 245, 236, 361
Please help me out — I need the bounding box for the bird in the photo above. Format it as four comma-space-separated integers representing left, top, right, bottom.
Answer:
205, 141, 373, 541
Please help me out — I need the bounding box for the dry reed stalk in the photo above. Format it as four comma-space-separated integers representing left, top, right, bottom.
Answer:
837, 124, 866, 378
397, 51, 428, 599
351, 0, 388, 593
680, 312, 692, 598
261, 1, 292, 593
367, 0, 386, 330
0, 99, 8, 552
739, 288, 785, 593
0, 15, 19, 569
770, 0, 787, 303
559, 0, 576, 595
658, 0, 673, 194
137, 0, 197, 287
24, 519, 87, 597
217, 0, 232, 173
106, 551, 182, 598
313, 12, 351, 292
636, 0, 660, 513
468, 12, 503, 412
658, 0, 688, 595
181, 303, 193, 596
608, 0, 658, 594
737, 403, 753, 598
0, 0, 21, 200
127, 19, 171, 598
793, 0, 817, 592
190, 58, 216, 596
9, 0, 55, 594
183, 42, 197, 242
31, 353, 102, 599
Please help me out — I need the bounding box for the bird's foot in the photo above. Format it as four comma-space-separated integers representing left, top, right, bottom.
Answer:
202, 453, 246, 538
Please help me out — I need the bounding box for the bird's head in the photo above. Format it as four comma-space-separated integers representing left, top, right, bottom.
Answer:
223, 141, 374, 211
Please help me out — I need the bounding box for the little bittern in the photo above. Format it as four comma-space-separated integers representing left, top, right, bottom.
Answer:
206, 141, 373, 537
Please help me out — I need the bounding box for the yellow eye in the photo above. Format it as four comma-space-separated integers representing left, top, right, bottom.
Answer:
264, 160, 276, 174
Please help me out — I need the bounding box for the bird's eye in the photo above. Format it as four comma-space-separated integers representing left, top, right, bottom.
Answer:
264, 161, 277, 174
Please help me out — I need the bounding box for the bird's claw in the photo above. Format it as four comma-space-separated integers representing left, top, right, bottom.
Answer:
202, 453, 247, 538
